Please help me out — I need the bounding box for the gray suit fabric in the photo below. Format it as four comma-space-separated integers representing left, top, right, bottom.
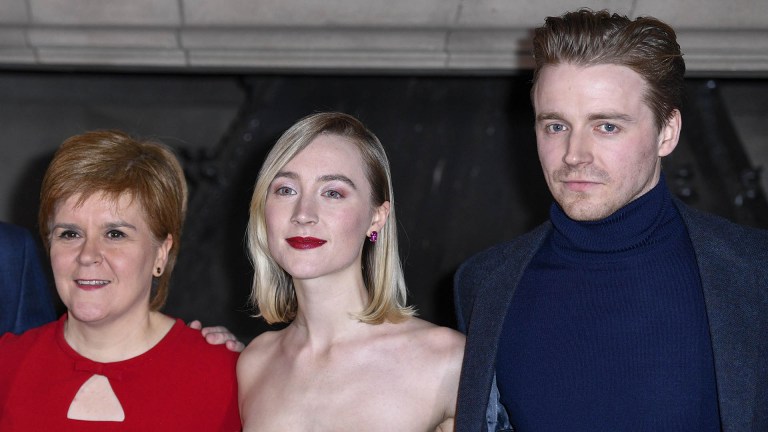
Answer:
454, 200, 768, 431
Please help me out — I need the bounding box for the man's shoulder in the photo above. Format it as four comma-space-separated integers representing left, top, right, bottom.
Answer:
453, 222, 551, 329
0, 222, 34, 250
0, 221, 23, 238
458, 221, 552, 279
675, 201, 768, 249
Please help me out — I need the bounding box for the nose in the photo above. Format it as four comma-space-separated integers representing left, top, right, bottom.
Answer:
77, 235, 103, 265
290, 193, 318, 225
563, 130, 593, 166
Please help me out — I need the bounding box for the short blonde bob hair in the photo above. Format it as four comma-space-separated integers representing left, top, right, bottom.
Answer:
39, 130, 188, 311
247, 112, 414, 324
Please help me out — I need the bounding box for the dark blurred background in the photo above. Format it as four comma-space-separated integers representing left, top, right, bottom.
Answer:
2, 71, 766, 342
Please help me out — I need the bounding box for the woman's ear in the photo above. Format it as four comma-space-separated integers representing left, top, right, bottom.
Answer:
154, 234, 173, 275
369, 201, 390, 234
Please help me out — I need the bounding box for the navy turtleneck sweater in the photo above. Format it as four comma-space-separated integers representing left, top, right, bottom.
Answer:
496, 177, 721, 431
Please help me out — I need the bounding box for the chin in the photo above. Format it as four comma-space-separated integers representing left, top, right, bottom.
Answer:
558, 192, 618, 221
283, 266, 323, 281
68, 305, 110, 324
562, 203, 614, 222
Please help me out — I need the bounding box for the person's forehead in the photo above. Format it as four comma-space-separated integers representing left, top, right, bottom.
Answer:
534, 63, 650, 111
56, 191, 147, 219
539, 63, 646, 85
282, 135, 368, 183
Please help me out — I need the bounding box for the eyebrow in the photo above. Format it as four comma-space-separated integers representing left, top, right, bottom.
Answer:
273, 171, 358, 190
536, 111, 636, 123
105, 221, 138, 231
536, 112, 564, 122
273, 171, 298, 181
319, 174, 357, 190
51, 222, 80, 232
588, 112, 636, 123
52, 221, 137, 232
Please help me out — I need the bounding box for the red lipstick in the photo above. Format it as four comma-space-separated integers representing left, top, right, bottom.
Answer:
286, 237, 327, 250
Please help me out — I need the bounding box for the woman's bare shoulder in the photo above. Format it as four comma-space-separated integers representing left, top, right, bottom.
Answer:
381, 317, 464, 419
237, 328, 286, 368
385, 317, 465, 359
402, 317, 464, 341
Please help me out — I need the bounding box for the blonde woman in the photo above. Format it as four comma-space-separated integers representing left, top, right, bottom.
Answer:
238, 112, 464, 431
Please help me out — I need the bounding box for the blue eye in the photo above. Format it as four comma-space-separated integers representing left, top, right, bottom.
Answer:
275, 186, 295, 196
599, 123, 619, 133
545, 123, 566, 133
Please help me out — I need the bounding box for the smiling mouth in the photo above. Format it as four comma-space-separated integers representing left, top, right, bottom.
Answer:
75, 279, 110, 290
286, 237, 327, 250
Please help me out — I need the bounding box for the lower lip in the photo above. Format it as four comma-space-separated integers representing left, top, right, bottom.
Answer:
286, 238, 327, 250
564, 181, 598, 192
76, 282, 109, 291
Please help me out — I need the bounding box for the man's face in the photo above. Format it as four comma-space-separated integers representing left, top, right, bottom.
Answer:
533, 63, 680, 221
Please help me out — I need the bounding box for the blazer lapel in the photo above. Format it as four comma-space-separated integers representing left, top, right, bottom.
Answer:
458, 223, 551, 430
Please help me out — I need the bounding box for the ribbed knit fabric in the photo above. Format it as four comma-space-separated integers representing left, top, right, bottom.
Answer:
496, 177, 721, 431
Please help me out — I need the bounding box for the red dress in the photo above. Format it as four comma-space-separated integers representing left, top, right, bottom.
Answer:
0, 315, 241, 431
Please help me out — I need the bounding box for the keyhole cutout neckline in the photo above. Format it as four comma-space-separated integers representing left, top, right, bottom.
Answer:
67, 374, 125, 422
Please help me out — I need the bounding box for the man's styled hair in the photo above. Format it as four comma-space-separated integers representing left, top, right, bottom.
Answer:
532, 8, 686, 130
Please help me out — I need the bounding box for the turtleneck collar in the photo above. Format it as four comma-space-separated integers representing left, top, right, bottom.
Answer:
549, 174, 680, 257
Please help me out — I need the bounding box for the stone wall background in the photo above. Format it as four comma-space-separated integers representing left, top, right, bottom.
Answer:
1, 0, 767, 74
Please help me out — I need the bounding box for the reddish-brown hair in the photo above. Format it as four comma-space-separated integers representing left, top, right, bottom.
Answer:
39, 130, 188, 310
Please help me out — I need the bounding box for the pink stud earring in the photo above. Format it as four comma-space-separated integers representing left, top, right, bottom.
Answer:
369, 231, 378, 243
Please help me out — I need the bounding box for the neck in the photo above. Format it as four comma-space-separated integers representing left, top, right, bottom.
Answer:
64, 309, 171, 363
290, 272, 370, 348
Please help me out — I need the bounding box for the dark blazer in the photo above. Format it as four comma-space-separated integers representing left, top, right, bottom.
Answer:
454, 200, 768, 432
0, 222, 56, 335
